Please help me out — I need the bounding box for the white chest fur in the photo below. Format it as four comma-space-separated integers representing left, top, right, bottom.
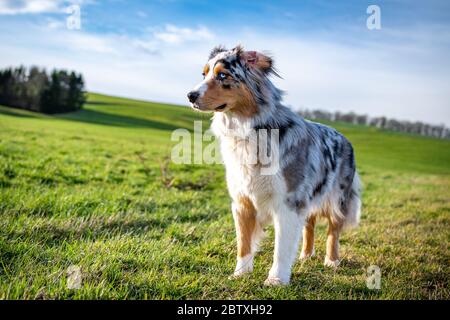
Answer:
219, 135, 282, 219
211, 113, 285, 218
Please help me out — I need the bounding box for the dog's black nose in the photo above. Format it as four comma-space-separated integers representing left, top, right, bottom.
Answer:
187, 91, 199, 103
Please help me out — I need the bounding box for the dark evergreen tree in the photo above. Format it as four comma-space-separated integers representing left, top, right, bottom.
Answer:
67, 72, 86, 111
0, 66, 85, 114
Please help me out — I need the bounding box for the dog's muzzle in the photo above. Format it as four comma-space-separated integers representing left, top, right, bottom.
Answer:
187, 91, 199, 103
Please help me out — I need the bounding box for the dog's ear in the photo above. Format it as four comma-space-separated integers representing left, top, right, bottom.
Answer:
239, 50, 276, 75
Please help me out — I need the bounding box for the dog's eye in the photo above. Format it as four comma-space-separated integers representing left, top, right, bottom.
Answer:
217, 72, 227, 80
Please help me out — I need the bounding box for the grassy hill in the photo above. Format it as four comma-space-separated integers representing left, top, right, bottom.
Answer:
0, 93, 449, 299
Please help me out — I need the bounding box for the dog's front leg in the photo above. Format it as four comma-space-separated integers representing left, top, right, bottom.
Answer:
265, 206, 304, 285
231, 196, 263, 278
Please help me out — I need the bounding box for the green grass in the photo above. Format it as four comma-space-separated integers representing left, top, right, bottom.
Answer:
0, 92, 449, 299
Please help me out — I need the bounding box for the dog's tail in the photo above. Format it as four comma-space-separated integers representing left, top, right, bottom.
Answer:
343, 171, 362, 229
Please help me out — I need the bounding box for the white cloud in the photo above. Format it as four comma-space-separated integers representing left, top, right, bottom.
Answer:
0, 0, 63, 15
136, 10, 147, 18
63, 33, 119, 54
45, 17, 64, 29
153, 24, 215, 44
0, 0, 91, 15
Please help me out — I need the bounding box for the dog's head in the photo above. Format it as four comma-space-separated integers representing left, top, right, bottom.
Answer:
187, 45, 277, 117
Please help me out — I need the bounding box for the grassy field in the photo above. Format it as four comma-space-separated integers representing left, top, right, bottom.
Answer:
0, 93, 449, 299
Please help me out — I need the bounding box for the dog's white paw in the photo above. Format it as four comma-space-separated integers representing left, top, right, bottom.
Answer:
324, 257, 340, 268
229, 255, 253, 279
299, 248, 315, 260
264, 276, 289, 286
228, 272, 246, 280
229, 268, 252, 279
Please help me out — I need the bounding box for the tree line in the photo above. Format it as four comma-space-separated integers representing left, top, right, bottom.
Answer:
298, 109, 450, 140
0, 66, 85, 114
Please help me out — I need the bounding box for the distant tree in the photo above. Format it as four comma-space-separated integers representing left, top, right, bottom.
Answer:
444, 128, 450, 139
0, 68, 13, 106
67, 71, 86, 111
25, 67, 49, 111
41, 71, 62, 113
298, 109, 312, 119
413, 122, 424, 135
334, 111, 342, 122
377, 117, 387, 129
356, 114, 368, 125
311, 110, 332, 121
339, 112, 357, 124
0, 66, 85, 114
298, 107, 449, 139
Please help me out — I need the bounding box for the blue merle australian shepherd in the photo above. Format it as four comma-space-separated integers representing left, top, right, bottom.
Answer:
187, 45, 362, 285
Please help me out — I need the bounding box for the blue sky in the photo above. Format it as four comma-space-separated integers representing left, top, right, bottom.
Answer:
1, 0, 449, 125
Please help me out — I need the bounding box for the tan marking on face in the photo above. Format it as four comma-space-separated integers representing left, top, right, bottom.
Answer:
203, 64, 210, 76
235, 195, 256, 257
198, 62, 258, 117
213, 64, 227, 77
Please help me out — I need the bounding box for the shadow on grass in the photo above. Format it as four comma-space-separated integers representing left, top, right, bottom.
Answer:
7, 217, 167, 247
7, 206, 222, 245
58, 109, 183, 131
0, 106, 40, 118
85, 101, 124, 106
1, 104, 184, 131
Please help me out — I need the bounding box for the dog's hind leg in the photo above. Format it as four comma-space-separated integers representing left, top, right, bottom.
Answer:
323, 172, 362, 268
231, 196, 263, 278
324, 216, 343, 268
265, 205, 304, 285
300, 214, 316, 259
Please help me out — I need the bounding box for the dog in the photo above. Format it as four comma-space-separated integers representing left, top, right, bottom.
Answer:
187, 45, 361, 285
